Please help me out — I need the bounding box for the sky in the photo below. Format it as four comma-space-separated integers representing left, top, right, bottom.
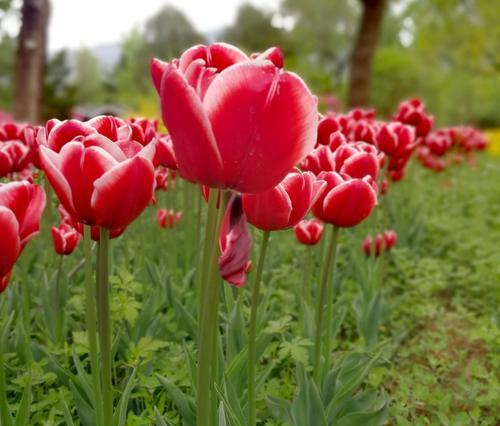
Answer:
47, 0, 280, 52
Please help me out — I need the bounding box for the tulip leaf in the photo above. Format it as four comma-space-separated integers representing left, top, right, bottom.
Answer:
153, 407, 170, 426
290, 364, 327, 426
59, 389, 76, 426
156, 374, 195, 426
113, 367, 136, 426
13, 374, 31, 426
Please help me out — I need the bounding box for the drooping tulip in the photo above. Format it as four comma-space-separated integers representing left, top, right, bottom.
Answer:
294, 218, 324, 245
312, 171, 377, 228
0, 181, 46, 292
151, 43, 317, 193
242, 171, 325, 231
219, 195, 252, 287
38, 118, 156, 233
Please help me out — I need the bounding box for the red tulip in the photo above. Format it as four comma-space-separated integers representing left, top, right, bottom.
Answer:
375, 122, 416, 158
157, 208, 182, 229
242, 171, 325, 231
383, 230, 397, 250
0, 123, 33, 177
362, 230, 397, 257
151, 43, 317, 193
317, 115, 340, 146
38, 118, 156, 233
0, 181, 46, 292
301, 145, 335, 175
333, 143, 380, 181
393, 98, 433, 138
294, 218, 324, 245
312, 171, 377, 228
219, 195, 252, 287
362, 234, 383, 257
51, 223, 81, 255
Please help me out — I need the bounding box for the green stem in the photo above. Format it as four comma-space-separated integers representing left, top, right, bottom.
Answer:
54, 255, 64, 345
302, 247, 312, 306
313, 225, 339, 383
197, 190, 225, 426
323, 232, 340, 371
248, 230, 270, 426
83, 226, 103, 426
97, 228, 113, 422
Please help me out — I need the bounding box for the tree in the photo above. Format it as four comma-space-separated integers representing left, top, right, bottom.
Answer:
222, 3, 289, 53
144, 5, 204, 60
13, 0, 50, 123
347, 0, 386, 107
74, 48, 104, 104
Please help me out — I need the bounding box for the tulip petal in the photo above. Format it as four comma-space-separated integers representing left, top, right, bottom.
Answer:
48, 119, 96, 152
91, 156, 155, 230
242, 184, 292, 231
204, 60, 317, 193
159, 64, 224, 186
0, 206, 21, 280
39, 145, 78, 219
219, 195, 252, 287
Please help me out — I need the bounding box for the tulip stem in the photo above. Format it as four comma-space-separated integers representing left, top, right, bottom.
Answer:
248, 230, 270, 426
83, 226, 103, 426
97, 228, 113, 423
0, 313, 12, 426
197, 190, 224, 426
313, 225, 339, 384
54, 255, 64, 345
302, 247, 312, 306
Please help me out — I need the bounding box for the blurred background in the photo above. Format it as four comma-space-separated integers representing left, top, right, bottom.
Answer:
0, 0, 498, 126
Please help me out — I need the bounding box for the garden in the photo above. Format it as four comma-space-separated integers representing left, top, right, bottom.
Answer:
0, 1, 498, 425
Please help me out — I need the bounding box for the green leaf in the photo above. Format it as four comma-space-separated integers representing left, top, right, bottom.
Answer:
156, 374, 195, 426
336, 393, 388, 426
69, 380, 95, 426
153, 407, 170, 426
13, 374, 31, 426
290, 364, 327, 426
59, 389, 75, 426
113, 368, 137, 426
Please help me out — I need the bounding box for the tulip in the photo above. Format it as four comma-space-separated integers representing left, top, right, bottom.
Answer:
151, 43, 317, 193
0, 123, 33, 177
0, 181, 45, 292
383, 230, 397, 250
375, 122, 416, 158
157, 208, 182, 229
393, 98, 433, 138
317, 115, 340, 146
362, 234, 383, 257
362, 230, 397, 257
294, 218, 324, 246
51, 223, 81, 256
312, 172, 377, 228
38, 118, 156, 232
218, 195, 252, 287
242, 171, 325, 231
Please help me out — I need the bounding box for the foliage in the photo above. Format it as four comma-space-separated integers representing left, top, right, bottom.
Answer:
0, 152, 498, 424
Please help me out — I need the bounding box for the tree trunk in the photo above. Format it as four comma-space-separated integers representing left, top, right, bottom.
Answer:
347, 0, 385, 108
13, 0, 50, 123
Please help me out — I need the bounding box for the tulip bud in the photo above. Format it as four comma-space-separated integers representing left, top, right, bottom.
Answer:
294, 218, 324, 245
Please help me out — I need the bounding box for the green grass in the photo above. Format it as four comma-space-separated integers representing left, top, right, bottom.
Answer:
1, 154, 499, 425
